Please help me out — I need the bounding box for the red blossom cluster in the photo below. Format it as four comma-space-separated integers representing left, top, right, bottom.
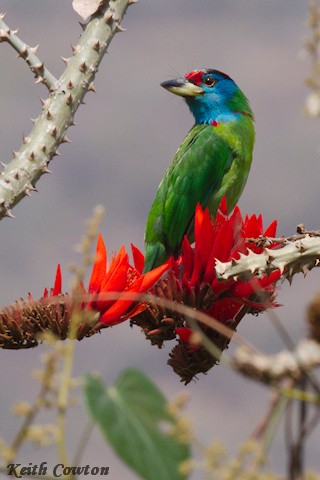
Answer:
3, 199, 281, 381
171, 199, 281, 347
44, 234, 169, 326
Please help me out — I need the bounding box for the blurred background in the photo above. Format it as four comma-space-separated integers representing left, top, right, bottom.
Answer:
0, 0, 319, 477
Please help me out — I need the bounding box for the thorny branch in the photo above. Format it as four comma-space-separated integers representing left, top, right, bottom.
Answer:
0, 13, 58, 90
0, 0, 134, 220
215, 234, 320, 283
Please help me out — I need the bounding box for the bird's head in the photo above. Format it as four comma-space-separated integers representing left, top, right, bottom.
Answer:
161, 69, 253, 125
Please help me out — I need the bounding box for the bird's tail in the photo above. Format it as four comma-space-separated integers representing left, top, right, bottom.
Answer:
143, 241, 167, 273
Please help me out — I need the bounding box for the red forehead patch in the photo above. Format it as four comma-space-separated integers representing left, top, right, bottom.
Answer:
185, 70, 204, 86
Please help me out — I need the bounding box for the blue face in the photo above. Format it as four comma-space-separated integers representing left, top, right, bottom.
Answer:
185, 70, 239, 124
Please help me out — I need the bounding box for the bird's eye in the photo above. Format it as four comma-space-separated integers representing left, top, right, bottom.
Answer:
203, 76, 215, 87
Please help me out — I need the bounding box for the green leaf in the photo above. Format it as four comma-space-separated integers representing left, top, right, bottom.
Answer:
84, 369, 190, 480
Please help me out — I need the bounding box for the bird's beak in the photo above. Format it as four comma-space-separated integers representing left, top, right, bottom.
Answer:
161, 78, 204, 97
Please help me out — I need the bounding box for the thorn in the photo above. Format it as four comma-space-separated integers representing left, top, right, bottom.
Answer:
61, 135, 71, 144
40, 98, 48, 108
0, 30, 9, 41
1, 162, 7, 168
17, 45, 28, 58
92, 40, 100, 52
28, 151, 36, 161
0, 13, 6, 20
115, 24, 127, 32
46, 110, 54, 120
11, 29, 18, 35
61, 56, 70, 65
71, 44, 80, 54
79, 21, 86, 31
13, 172, 20, 180
30, 117, 37, 124
28, 183, 37, 192
88, 81, 96, 92
66, 94, 73, 106
50, 126, 58, 137
54, 150, 61, 157
34, 62, 44, 71
128, 0, 139, 3
30, 44, 39, 53
277, 263, 286, 275
315, 259, 320, 267
41, 145, 47, 153
35, 76, 44, 84
67, 80, 74, 90
79, 62, 88, 73
23, 135, 30, 145
4, 209, 14, 219
286, 275, 293, 286
295, 241, 306, 252
25, 183, 37, 195
42, 166, 52, 174
301, 265, 309, 277
12, 150, 18, 159
104, 12, 113, 23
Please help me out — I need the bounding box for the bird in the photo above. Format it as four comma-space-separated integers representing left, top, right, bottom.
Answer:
143, 68, 255, 272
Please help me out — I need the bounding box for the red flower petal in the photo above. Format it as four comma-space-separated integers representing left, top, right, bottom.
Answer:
88, 234, 107, 294
140, 262, 169, 291
264, 219, 277, 238
101, 246, 129, 292
131, 244, 145, 274
52, 264, 62, 296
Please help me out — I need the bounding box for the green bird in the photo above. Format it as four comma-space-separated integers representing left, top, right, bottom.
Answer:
143, 68, 255, 272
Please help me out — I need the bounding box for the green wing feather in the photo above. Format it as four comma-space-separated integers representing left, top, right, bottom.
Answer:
144, 124, 237, 272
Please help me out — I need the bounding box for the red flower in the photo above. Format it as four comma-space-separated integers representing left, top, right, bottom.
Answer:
42, 235, 169, 328
166, 199, 281, 349
86, 235, 169, 326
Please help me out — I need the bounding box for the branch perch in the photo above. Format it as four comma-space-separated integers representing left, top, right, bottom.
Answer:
215, 235, 320, 284
0, 0, 133, 220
